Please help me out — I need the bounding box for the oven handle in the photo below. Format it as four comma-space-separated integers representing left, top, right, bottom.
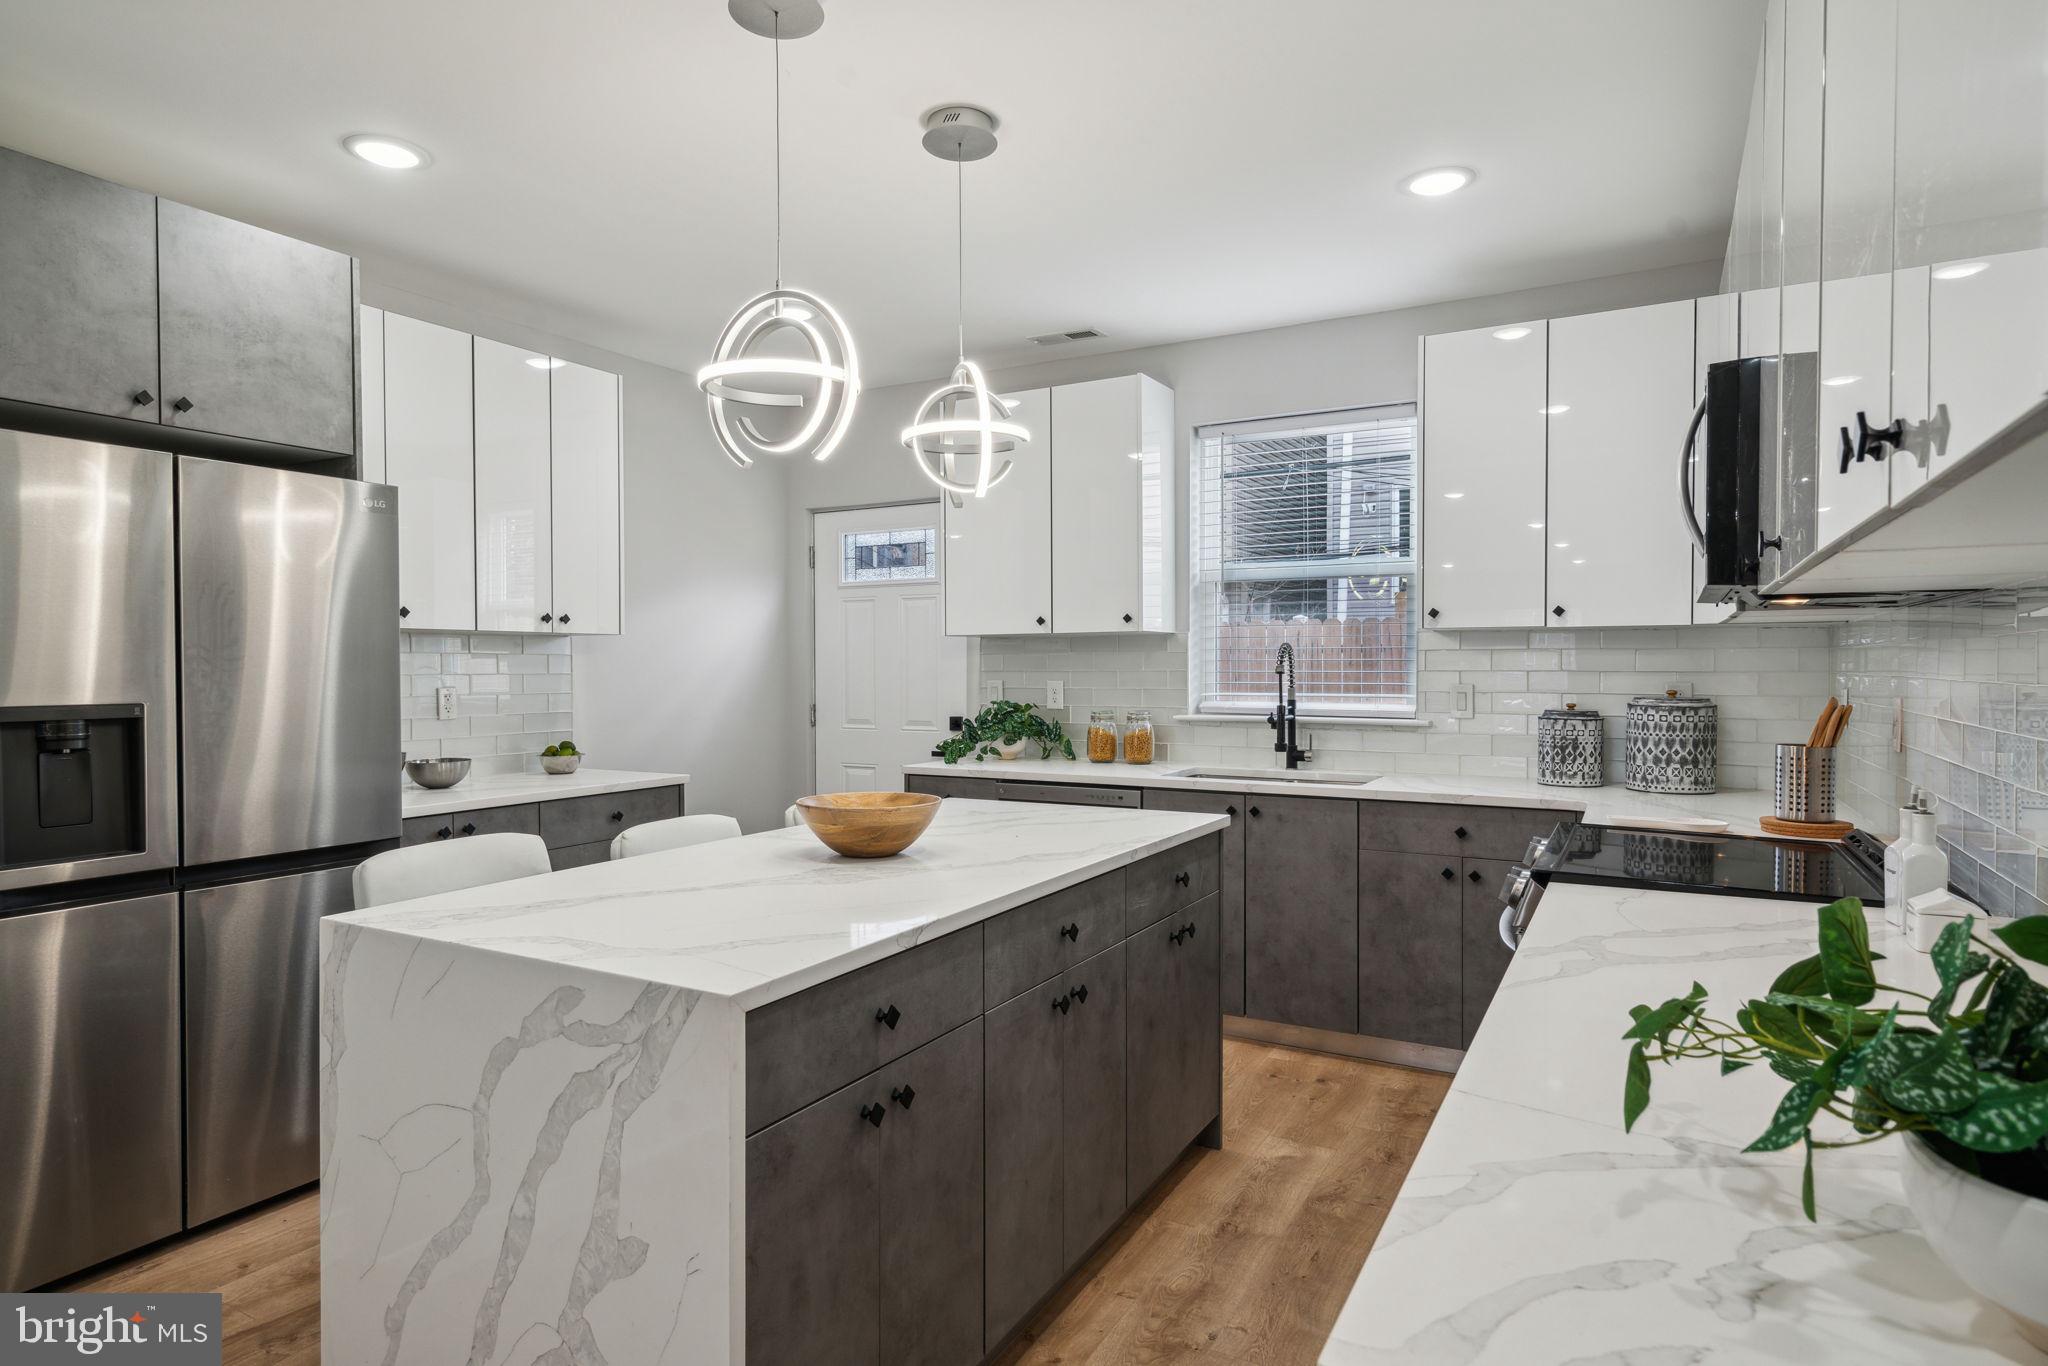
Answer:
1678, 395, 1710, 558
1498, 865, 1543, 950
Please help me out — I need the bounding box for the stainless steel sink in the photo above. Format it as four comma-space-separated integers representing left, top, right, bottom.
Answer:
1171, 767, 1379, 786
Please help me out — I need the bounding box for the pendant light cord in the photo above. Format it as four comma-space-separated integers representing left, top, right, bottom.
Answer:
772, 13, 782, 290
956, 154, 965, 361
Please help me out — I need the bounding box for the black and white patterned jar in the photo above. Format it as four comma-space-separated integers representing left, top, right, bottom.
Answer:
1625, 691, 1718, 794
1536, 704, 1604, 787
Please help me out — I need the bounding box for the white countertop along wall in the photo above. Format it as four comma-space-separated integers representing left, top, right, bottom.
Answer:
904, 757, 1877, 841
399, 766, 689, 818
1319, 883, 2041, 1363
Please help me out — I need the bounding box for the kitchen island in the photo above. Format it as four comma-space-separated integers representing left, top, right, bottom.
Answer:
319, 798, 1227, 1366
1319, 882, 2042, 1363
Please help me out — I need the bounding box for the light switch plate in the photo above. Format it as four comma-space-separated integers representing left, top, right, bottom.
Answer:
985, 678, 1003, 704
436, 686, 458, 721
1047, 679, 1064, 709
1453, 684, 1475, 720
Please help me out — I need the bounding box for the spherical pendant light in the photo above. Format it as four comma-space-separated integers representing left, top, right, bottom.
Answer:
698, 0, 861, 468
903, 106, 1025, 498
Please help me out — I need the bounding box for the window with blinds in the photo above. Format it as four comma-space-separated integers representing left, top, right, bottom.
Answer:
1189, 405, 1418, 717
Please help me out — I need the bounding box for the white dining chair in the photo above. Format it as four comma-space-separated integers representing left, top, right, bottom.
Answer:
609, 813, 743, 860
351, 832, 553, 909
783, 803, 803, 827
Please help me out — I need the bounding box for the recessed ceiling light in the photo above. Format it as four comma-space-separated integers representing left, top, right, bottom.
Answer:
343, 134, 429, 170
1527, 522, 1544, 529
1492, 326, 1532, 342
1443, 491, 1466, 499
1821, 374, 1860, 387
1818, 506, 1832, 513
1540, 404, 1570, 415
1402, 166, 1474, 197
1554, 541, 1570, 549
948, 533, 962, 540
1440, 563, 1455, 569
526, 356, 566, 370
1571, 558, 1587, 565
1933, 261, 1989, 281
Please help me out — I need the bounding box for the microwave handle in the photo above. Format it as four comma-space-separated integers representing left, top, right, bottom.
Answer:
1678, 395, 1709, 557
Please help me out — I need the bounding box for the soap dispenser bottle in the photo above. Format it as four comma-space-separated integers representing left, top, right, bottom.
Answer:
1883, 789, 1947, 928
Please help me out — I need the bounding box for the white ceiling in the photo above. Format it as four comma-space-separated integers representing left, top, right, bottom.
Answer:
0, 0, 1764, 386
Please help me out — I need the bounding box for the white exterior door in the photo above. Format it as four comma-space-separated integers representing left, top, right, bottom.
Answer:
813, 505, 969, 795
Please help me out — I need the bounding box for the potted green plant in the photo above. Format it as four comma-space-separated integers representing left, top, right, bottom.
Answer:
1622, 899, 2048, 1346
937, 699, 1074, 764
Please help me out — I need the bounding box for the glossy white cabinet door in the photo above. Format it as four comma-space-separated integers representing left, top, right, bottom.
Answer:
1419, 322, 1547, 630
1815, 273, 1895, 547
1927, 248, 2048, 482
1545, 301, 1696, 628
358, 306, 385, 485
943, 387, 1052, 636
1888, 265, 1934, 504
383, 313, 475, 631
472, 338, 553, 634
549, 360, 622, 635
1051, 374, 1174, 634
1692, 294, 1739, 623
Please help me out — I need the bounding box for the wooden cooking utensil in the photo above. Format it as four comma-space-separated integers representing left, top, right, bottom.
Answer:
1808, 697, 1839, 749
1820, 702, 1853, 748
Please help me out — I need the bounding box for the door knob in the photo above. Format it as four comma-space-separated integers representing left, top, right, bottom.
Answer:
860, 1102, 886, 1127
1468, 869, 1483, 883
171, 396, 193, 413
875, 1003, 901, 1030
132, 388, 154, 406
460, 822, 476, 836
1441, 866, 1455, 880
1059, 922, 1079, 941
1072, 983, 1088, 1005
890, 1085, 915, 1110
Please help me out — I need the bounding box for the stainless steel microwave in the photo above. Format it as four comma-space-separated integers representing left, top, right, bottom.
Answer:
1686, 352, 1818, 606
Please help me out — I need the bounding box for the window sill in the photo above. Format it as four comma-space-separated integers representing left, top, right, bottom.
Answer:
1173, 713, 1430, 730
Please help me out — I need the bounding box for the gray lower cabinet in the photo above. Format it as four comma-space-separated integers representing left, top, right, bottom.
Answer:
1061, 942, 1127, 1264
984, 979, 1065, 1348
905, 773, 993, 801
1360, 800, 1557, 863
1243, 796, 1359, 1033
1356, 849, 1464, 1049
0, 147, 160, 419
1141, 788, 1244, 1014
401, 802, 540, 846
399, 784, 685, 863
1127, 892, 1221, 1198
746, 1019, 984, 1366
156, 198, 357, 455
1460, 858, 1517, 1048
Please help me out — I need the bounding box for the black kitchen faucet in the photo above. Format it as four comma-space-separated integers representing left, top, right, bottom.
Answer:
1268, 642, 1311, 769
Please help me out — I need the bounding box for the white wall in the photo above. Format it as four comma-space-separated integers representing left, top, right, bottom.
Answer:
366, 281, 795, 833
781, 258, 1726, 801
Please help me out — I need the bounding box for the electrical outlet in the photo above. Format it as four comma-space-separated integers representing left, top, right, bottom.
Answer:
1047, 679, 1064, 709
435, 686, 458, 721
1453, 684, 1475, 720
985, 678, 1003, 704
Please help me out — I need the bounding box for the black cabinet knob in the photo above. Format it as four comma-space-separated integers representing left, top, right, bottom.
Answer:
1122, 613, 1133, 624
875, 1003, 901, 1030
1838, 424, 1857, 475
132, 388, 154, 406
1072, 983, 1088, 1005
1225, 804, 1237, 817
435, 826, 451, 840
1174, 870, 1190, 887
610, 810, 624, 822
398, 606, 411, 619
558, 613, 571, 625
540, 613, 553, 624
171, 396, 193, 413
1454, 826, 1468, 840
460, 822, 476, 836
1035, 615, 1046, 626
1552, 605, 1565, 618
860, 1102, 886, 1127
1440, 866, 1455, 880
1169, 921, 1197, 945
1183, 920, 1196, 940
1426, 607, 1440, 620
890, 1085, 915, 1110
1059, 922, 1079, 941
1855, 409, 1904, 464
1248, 805, 1261, 817
1468, 869, 1483, 883
1052, 993, 1071, 1015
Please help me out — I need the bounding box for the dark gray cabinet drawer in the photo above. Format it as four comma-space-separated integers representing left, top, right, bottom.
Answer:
401, 802, 539, 846
1124, 835, 1220, 937
1357, 849, 1464, 1050
746, 926, 984, 1133
990, 781, 1139, 807
905, 773, 990, 801
537, 784, 681, 848
549, 840, 612, 871
1359, 800, 1557, 862
983, 869, 1123, 1007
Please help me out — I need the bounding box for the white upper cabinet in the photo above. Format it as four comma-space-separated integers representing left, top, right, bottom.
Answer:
1692, 294, 1739, 623
382, 313, 475, 632
472, 337, 554, 634
1545, 301, 1696, 629
944, 387, 1052, 636
548, 360, 623, 635
1051, 374, 1176, 634
1420, 321, 1547, 630
358, 305, 385, 484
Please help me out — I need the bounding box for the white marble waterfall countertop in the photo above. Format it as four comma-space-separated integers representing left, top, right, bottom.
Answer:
330, 798, 1225, 1008
903, 758, 1877, 840
1320, 883, 2041, 1364
399, 766, 689, 818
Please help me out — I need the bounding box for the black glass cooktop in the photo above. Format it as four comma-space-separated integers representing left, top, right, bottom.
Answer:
1533, 823, 1887, 905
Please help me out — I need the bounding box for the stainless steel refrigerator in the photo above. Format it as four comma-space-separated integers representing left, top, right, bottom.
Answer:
0, 430, 397, 1288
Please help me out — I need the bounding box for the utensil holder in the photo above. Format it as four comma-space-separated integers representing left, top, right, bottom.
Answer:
1774, 743, 1835, 822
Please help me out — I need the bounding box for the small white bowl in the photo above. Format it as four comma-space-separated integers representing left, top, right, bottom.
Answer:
540, 754, 582, 775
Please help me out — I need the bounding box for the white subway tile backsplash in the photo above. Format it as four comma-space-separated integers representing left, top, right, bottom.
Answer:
399, 632, 574, 777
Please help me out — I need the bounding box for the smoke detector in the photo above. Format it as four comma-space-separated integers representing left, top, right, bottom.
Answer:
1028, 328, 1103, 346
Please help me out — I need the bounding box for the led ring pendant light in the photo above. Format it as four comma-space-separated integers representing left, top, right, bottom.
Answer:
903, 106, 1028, 500
698, 0, 860, 467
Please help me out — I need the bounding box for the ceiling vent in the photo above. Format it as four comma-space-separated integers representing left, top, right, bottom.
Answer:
1028, 328, 1103, 346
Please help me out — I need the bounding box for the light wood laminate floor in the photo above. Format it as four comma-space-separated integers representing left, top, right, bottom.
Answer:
61, 1040, 1449, 1366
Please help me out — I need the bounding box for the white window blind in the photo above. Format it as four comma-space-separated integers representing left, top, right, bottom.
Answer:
1190, 405, 1418, 717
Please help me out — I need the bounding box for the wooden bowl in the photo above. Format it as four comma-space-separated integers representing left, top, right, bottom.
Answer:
795, 791, 941, 858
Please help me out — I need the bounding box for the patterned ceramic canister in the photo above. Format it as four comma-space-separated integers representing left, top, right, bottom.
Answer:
1536, 703, 1604, 787
1625, 690, 1718, 794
